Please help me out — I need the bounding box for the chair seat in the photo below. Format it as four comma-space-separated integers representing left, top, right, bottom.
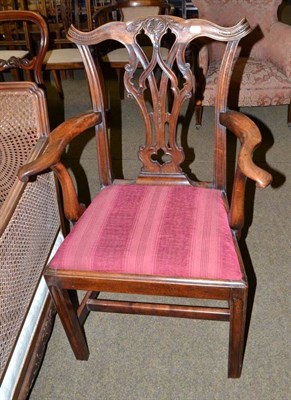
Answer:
203, 57, 291, 107
44, 48, 83, 65
102, 46, 169, 63
49, 185, 242, 281
0, 50, 29, 60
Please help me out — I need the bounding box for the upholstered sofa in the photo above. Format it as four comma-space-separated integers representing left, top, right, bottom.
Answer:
193, 0, 291, 127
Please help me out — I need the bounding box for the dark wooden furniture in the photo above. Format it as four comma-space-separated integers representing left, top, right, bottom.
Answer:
19, 15, 272, 378
0, 10, 60, 399
0, 1, 32, 79
0, 10, 48, 84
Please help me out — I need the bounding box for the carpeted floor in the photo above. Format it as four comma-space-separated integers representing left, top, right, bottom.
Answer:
29, 72, 290, 400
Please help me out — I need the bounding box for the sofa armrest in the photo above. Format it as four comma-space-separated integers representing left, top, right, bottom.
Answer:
263, 22, 291, 78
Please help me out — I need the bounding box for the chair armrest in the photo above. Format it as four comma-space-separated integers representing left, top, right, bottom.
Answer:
263, 22, 291, 79
19, 111, 102, 221
220, 110, 272, 235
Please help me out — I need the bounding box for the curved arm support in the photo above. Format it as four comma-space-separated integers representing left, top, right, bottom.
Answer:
18, 111, 101, 182
52, 162, 85, 221
220, 111, 272, 188
18, 111, 101, 221
220, 110, 272, 234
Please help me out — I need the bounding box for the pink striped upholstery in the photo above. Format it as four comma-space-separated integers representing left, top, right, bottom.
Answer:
49, 185, 242, 281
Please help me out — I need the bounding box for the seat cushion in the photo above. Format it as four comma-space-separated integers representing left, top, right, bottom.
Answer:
0, 50, 29, 60
203, 58, 291, 107
44, 48, 83, 65
49, 185, 242, 281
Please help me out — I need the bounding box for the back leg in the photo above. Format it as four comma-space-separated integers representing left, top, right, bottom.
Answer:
49, 285, 89, 360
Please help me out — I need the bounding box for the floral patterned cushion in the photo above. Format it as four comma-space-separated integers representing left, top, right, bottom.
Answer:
194, 0, 282, 60
202, 57, 291, 107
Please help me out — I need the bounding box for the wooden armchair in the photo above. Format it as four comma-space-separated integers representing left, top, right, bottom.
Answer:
193, 0, 291, 128
0, 8, 48, 83
19, 15, 272, 378
0, 10, 60, 399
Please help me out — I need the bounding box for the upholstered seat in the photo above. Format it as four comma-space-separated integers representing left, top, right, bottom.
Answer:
0, 50, 29, 60
50, 185, 241, 280
204, 57, 291, 107
194, 0, 291, 127
44, 48, 83, 66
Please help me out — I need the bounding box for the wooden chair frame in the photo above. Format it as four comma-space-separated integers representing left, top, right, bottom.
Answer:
19, 16, 272, 378
0, 9, 48, 84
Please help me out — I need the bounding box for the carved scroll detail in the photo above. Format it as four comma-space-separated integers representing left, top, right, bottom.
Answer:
123, 17, 194, 175
67, 15, 251, 184
0, 56, 33, 70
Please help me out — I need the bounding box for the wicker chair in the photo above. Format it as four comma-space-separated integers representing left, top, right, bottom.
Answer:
0, 10, 60, 399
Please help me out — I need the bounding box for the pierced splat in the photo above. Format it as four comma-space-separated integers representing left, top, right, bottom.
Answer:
122, 17, 194, 183
67, 15, 252, 187
150, 148, 173, 165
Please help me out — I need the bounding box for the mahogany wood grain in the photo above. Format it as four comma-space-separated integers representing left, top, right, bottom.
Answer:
50, 286, 89, 360
220, 110, 272, 234
86, 299, 231, 321
45, 268, 246, 301
228, 288, 247, 378
77, 291, 100, 326
18, 15, 272, 378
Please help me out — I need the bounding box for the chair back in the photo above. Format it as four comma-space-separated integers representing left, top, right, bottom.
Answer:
68, 15, 251, 190
0, 10, 48, 84
0, 81, 50, 210
0, 10, 49, 208
193, 0, 282, 60
0, 79, 59, 382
